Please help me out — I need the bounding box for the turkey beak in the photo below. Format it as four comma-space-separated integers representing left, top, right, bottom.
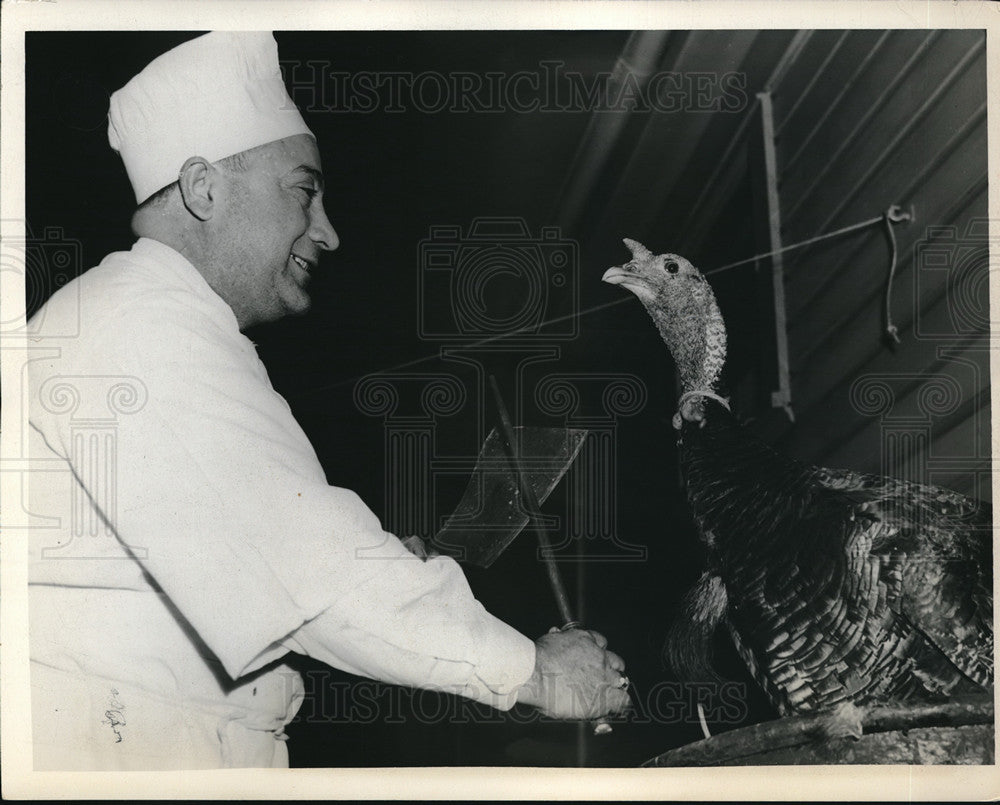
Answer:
605, 236, 651, 285
602, 265, 630, 285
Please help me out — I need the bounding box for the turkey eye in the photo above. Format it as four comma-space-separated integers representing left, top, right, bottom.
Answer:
665, 261, 679, 274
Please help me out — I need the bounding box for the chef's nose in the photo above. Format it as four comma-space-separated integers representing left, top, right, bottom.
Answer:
310, 204, 339, 251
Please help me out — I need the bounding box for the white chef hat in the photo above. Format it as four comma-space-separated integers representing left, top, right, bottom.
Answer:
108, 31, 313, 204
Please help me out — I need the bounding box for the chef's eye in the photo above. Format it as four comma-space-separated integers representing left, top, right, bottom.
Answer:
665, 261, 679, 274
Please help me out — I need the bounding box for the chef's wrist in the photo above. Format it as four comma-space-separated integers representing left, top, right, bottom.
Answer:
514, 664, 544, 709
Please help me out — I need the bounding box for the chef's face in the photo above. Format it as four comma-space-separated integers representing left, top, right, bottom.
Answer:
217, 133, 338, 329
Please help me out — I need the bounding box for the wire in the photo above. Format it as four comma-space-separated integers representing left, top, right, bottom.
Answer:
704, 213, 889, 278
305, 207, 913, 397
703, 205, 911, 350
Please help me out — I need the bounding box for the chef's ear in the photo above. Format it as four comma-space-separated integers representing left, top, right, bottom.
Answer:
177, 156, 221, 221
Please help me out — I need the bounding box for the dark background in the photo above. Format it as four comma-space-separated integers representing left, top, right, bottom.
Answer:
24, 29, 989, 767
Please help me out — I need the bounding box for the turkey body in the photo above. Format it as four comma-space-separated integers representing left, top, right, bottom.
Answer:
679, 399, 993, 716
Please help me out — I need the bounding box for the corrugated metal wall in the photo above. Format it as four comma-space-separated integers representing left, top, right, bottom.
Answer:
758, 29, 991, 503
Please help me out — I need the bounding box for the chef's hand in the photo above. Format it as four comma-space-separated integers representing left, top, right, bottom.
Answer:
514, 627, 630, 719
400, 535, 438, 560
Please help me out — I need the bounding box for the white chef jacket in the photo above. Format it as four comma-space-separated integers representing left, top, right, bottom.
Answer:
26, 237, 536, 770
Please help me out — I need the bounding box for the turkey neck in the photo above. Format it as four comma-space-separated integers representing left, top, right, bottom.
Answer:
651, 277, 727, 396
663, 278, 821, 561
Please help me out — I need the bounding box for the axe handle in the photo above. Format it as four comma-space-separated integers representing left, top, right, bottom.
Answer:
488, 376, 575, 625
488, 377, 614, 737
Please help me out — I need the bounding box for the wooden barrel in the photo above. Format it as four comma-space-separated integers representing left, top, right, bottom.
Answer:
643, 701, 994, 766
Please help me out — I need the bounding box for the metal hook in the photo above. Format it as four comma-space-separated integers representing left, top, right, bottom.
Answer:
885, 204, 914, 225
882, 205, 914, 347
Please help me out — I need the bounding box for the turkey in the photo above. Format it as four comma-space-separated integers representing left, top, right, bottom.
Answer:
603, 238, 993, 719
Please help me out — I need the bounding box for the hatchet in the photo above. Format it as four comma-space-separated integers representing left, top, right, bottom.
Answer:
432, 377, 615, 735
431, 399, 587, 573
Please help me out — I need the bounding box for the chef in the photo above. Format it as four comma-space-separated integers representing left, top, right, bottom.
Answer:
26, 31, 629, 770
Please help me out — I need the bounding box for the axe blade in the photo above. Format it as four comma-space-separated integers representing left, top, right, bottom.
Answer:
432, 426, 588, 568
